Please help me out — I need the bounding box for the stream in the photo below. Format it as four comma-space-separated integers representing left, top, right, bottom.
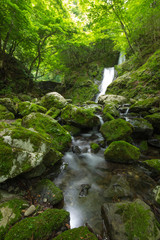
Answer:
50, 57, 157, 238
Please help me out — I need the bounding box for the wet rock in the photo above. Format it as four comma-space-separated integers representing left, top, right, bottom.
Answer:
100, 119, 133, 143
102, 199, 160, 240
24, 205, 36, 217
4, 209, 69, 240
104, 141, 140, 163
145, 113, 160, 133
32, 179, 63, 206
79, 184, 91, 197
148, 136, 160, 148
53, 226, 98, 240
103, 175, 132, 200
127, 118, 153, 139
90, 142, 100, 153
72, 145, 81, 154
63, 125, 81, 136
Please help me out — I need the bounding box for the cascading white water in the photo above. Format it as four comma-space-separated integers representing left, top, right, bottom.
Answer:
118, 52, 126, 65
95, 67, 115, 103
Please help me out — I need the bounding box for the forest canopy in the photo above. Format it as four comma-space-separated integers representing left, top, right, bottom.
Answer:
0, 0, 160, 82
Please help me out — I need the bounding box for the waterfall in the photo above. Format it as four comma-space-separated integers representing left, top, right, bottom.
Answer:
95, 67, 115, 103
118, 52, 126, 65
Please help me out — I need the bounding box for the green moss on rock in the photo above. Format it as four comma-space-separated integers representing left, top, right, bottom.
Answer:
53, 226, 98, 240
130, 97, 160, 113
63, 125, 81, 136
90, 143, 100, 153
4, 208, 69, 240
145, 113, 160, 133
0, 198, 27, 240
18, 101, 47, 117
46, 107, 61, 119
100, 119, 133, 143
144, 159, 160, 172
41, 92, 67, 110
22, 112, 71, 152
0, 104, 15, 120
104, 140, 140, 163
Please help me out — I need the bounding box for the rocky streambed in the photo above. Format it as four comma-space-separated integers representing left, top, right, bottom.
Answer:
0, 92, 160, 239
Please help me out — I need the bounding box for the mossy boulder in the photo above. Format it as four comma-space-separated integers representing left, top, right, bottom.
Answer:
144, 159, 160, 173
0, 126, 59, 182
0, 98, 17, 115
102, 199, 160, 240
100, 119, 133, 143
22, 112, 72, 152
98, 94, 127, 105
103, 103, 119, 119
41, 92, 67, 110
127, 118, 153, 139
61, 104, 100, 129
63, 125, 81, 136
0, 198, 27, 240
104, 141, 140, 163
0, 105, 15, 120
53, 226, 98, 240
145, 113, 160, 133
4, 208, 70, 240
139, 140, 148, 153
32, 179, 63, 206
46, 107, 61, 119
18, 101, 47, 117
90, 143, 100, 153
129, 97, 160, 113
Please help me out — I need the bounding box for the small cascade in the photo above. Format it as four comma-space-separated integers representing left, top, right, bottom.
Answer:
118, 52, 126, 65
95, 67, 115, 103
119, 103, 130, 121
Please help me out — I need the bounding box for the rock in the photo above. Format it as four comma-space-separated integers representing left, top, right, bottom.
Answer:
63, 125, 81, 136
0, 98, 17, 115
32, 179, 63, 206
148, 135, 160, 148
53, 226, 98, 240
24, 205, 36, 217
144, 159, 160, 173
0, 198, 27, 240
139, 140, 148, 153
0, 126, 60, 182
79, 184, 91, 197
18, 101, 47, 117
40, 92, 67, 110
100, 119, 133, 143
46, 107, 61, 119
103, 175, 132, 200
22, 112, 72, 152
104, 141, 140, 163
0, 190, 21, 204
153, 186, 160, 204
0, 104, 15, 120
101, 199, 160, 240
98, 94, 127, 105
22, 163, 46, 178
103, 103, 119, 119
72, 145, 81, 154
145, 113, 160, 133
4, 208, 69, 240
90, 142, 100, 153
129, 97, 160, 113
61, 104, 100, 129
127, 117, 153, 139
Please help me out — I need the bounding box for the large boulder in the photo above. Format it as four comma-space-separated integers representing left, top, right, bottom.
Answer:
127, 118, 153, 139
104, 140, 140, 163
100, 119, 133, 143
31, 179, 63, 206
0, 199, 27, 240
0, 126, 61, 182
145, 113, 160, 133
22, 112, 71, 152
4, 209, 69, 240
0, 105, 15, 120
102, 103, 119, 119
53, 226, 98, 240
98, 94, 127, 105
18, 101, 47, 117
102, 199, 160, 240
61, 104, 100, 129
129, 97, 160, 113
40, 92, 67, 110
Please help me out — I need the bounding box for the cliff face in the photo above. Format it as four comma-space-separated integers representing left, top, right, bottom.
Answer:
107, 50, 160, 99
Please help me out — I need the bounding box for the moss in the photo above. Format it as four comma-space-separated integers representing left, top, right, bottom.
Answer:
100, 119, 133, 143
104, 140, 140, 163
43, 148, 63, 167
145, 113, 160, 133
22, 113, 71, 152
32, 179, 63, 206
4, 208, 69, 240
63, 125, 81, 136
61, 104, 100, 129
90, 143, 100, 153
139, 141, 148, 153
144, 159, 160, 172
102, 103, 119, 119
41, 92, 67, 110
118, 199, 160, 240
18, 102, 47, 117
0, 198, 27, 240
0, 104, 15, 120
53, 226, 98, 240
130, 97, 160, 113
46, 107, 61, 119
